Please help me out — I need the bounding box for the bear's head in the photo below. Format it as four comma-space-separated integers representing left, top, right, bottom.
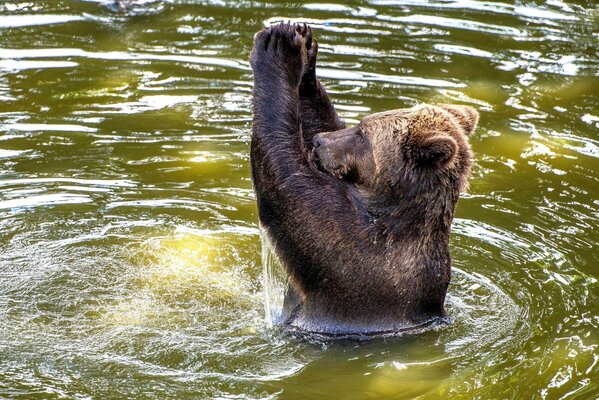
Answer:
312, 104, 478, 210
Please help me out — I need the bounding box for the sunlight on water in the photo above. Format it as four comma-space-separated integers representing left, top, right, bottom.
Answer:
0, 193, 93, 209
139, 234, 242, 294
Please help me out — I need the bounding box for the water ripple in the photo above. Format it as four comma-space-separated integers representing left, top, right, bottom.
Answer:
0, 14, 84, 28
0, 0, 597, 398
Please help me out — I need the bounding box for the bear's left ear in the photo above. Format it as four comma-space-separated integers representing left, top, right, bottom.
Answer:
441, 105, 479, 136
413, 133, 457, 166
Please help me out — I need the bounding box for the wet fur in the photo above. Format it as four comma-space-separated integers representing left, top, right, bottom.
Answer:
250, 23, 478, 335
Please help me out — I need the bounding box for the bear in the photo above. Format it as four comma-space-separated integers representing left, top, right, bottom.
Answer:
250, 22, 478, 336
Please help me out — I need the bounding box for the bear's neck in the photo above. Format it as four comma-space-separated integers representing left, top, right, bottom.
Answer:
369, 186, 459, 248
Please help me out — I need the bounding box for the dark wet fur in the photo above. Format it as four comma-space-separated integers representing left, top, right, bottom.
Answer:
250, 23, 478, 336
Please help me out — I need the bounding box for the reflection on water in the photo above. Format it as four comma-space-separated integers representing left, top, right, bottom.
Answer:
0, 0, 598, 398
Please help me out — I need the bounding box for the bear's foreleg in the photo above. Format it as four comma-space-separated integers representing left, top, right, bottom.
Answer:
297, 24, 346, 147
250, 23, 308, 183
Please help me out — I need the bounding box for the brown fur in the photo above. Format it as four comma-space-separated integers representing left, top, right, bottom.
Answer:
250, 23, 478, 336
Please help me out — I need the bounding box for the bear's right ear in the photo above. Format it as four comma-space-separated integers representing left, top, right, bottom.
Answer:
441, 105, 479, 136
413, 133, 457, 167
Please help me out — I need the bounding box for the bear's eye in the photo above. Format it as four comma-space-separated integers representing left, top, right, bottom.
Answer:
356, 131, 365, 143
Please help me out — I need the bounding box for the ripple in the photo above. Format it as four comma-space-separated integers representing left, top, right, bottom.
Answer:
0, 0, 597, 398
380, 14, 523, 36
318, 67, 465, 88
0, 48, 250, 71
0, 14, 84, 28
106, 198, 236, 213
0, 149, 29, 159
445, 267, 521, 355
433, 44, 494, 58
303, 4, 378, 17
454, 218, 531, 249
371, 0, 578, 21
0, 178, 137, 188
0, 193, 93, 210
95, 95, 199, 114
1, 123, 97, 133
0, 60, 79, 71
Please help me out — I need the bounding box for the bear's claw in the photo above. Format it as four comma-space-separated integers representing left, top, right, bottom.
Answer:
295, 23, 314, 50
292, 23, 319, 82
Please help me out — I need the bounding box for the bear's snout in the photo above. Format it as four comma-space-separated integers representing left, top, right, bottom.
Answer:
312, 135, 324, 149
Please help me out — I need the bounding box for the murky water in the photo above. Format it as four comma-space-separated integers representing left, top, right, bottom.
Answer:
0, 0, 597, 398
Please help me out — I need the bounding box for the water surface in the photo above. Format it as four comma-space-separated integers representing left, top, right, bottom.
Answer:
0, 0, 598, 398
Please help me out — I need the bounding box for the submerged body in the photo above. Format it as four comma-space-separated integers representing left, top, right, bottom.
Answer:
250, 23, 478, 335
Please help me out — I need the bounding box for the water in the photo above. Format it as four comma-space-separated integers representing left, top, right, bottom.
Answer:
0, 0, 597, 398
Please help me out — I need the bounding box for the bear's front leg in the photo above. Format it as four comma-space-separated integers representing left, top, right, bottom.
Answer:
250, 23, 311, 189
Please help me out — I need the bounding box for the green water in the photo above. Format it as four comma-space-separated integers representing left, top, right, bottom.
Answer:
0, 0, 598, 398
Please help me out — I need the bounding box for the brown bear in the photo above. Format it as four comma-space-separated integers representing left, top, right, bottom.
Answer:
250, 23, 478, 336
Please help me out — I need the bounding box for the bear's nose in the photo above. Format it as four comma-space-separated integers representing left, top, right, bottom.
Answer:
313, 135, 324, 149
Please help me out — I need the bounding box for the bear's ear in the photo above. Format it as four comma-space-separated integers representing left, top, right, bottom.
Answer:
441, 105, 479, 136
413, 133, 457, 167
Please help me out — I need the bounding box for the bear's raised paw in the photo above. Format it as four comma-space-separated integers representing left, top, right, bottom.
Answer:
250, 22, 311, 87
